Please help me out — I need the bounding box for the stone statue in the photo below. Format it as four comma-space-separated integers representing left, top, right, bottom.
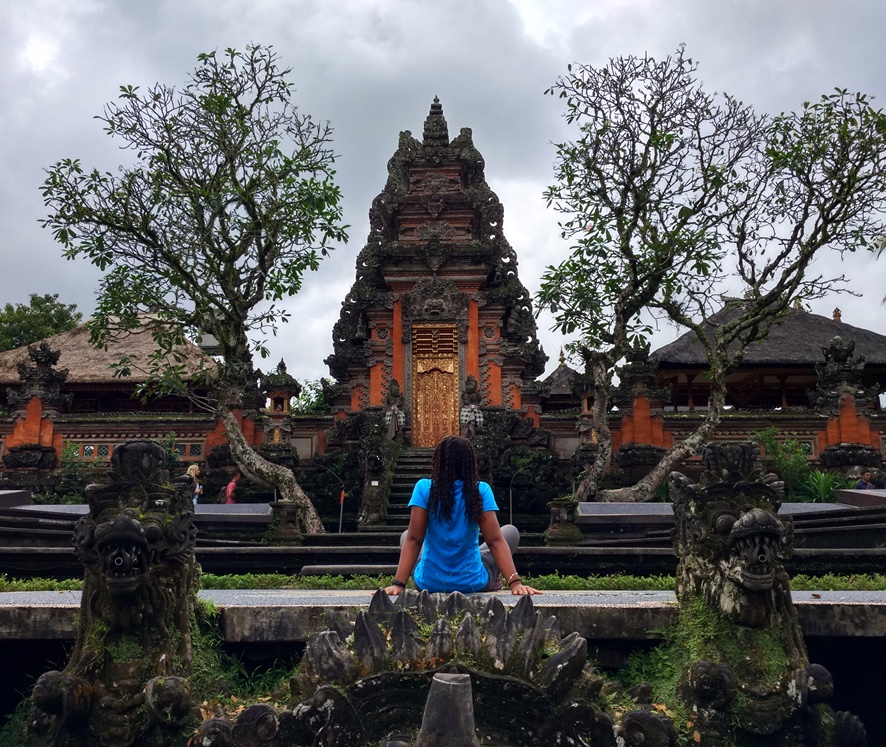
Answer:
459, 374, 483, 439
383, 378, 406, 440
661, 442, 867, 744
26, 441, 199, 747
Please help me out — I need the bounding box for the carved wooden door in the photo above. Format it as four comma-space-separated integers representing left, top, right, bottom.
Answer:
411, 324, 459, 447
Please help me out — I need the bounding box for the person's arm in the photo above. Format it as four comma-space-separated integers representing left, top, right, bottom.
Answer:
384, 506, 428, 595
477, 510, 541, 596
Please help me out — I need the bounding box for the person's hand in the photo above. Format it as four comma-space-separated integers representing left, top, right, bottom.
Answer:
510, 582, 542, 596
383, 585, 405, 596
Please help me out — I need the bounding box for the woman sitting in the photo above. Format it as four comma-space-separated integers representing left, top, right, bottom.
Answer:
384, 436, 540, 596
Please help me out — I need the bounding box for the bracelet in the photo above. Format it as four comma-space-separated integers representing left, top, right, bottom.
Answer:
507, 572, 520, 583
507, 577, 522, 587
391, 579, 406, 589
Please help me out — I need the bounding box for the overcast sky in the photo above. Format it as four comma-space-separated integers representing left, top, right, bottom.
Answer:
2, 0, 885, 383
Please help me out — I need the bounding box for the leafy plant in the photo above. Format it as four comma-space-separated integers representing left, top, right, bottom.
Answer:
794, 470, 855, 503
291, 379, 332, 415
753, 426, 811, 497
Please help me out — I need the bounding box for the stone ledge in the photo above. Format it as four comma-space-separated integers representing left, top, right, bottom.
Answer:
1, 590, 884, 641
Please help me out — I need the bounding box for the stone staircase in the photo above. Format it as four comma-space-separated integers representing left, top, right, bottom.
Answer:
385, 448, 434, 531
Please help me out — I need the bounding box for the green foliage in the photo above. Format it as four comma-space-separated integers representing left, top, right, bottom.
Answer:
501, 446, 567, 511
4, 571, 886, 593
0, 699, 29, 746
154, 432, 181, 473
40, 45, 348, 399
0, 293, 82, 352
291, 379, 332, 414
753, 426, 811, 496
106, 633, 142, 665
34, 442, 103, 504
794, 469, 855, 503
754, 427, 854, 502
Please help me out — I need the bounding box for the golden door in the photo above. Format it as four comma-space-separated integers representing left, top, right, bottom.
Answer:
411, 325, 459, 448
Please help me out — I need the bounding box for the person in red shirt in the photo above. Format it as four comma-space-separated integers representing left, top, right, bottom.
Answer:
225, 472, 241, 504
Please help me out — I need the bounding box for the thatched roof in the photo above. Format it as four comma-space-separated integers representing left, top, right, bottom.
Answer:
0, 323, 213, 385
651, 305, 886, 367
541, 360, 580, 396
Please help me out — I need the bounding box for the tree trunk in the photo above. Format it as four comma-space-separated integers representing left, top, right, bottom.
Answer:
575, 367, 614, 502
219, 406, 326, 533
597, 374, 728, 502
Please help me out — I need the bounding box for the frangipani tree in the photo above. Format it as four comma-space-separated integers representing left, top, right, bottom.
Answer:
41, 46, 348, 531
540, 47, 886, 501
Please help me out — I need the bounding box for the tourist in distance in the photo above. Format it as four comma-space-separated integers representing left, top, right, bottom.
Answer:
186, 463, 203, 506
225, 472, 241, 504
384, 435, 541, 596
854, 470, 876, 490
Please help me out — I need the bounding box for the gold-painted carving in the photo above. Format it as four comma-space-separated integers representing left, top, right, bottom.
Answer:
412, 324, 459, 447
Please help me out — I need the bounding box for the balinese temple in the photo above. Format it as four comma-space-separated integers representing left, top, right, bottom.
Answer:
0, 325, 225, 469
536, 305, 886, 468
1, 103, 884, 478
324, 98, 547, 446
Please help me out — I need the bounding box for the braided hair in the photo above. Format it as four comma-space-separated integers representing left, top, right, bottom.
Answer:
427, 436, 483, 523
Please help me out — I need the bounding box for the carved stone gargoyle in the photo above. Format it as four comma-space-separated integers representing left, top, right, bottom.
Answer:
25, 441, 199, 747
663, 442, 867, 745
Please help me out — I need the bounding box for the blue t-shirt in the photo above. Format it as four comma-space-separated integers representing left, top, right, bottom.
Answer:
408, 478, 498, 593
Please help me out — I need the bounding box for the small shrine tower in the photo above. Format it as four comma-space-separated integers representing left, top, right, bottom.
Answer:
325, 99, 547, 446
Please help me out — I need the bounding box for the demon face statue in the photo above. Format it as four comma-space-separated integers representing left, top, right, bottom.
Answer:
26, 441, 199, 747
670, 441, 794, 630
667, 443, 866, 744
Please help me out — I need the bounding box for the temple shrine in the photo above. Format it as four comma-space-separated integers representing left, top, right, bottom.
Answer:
324, 98, 547, 446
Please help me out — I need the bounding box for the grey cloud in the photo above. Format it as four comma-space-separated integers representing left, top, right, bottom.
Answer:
1, 0, 883, 382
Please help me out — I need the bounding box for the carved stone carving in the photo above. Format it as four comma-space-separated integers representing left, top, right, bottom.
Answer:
809, 335, 879, 411
613, 344, 671, 411
615, 444, 668, 467
326, 98, 547, 392
6, 341, 72, 417
819, 443, 882, 469
1, 443, 57, 470
402, 277, 469, 328
193, 592, 679, 746
663, 441, 867, 744
26, 441, 198, 746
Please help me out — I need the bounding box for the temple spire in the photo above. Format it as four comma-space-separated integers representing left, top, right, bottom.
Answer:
423, 96, 449, 148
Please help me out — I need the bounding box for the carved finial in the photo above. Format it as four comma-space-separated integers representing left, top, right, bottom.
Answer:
833, 307, 842, 322
559, 347, 565, 365
423, 97, 449, 148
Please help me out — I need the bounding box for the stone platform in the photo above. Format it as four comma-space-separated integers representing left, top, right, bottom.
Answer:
1, 589, 884, 644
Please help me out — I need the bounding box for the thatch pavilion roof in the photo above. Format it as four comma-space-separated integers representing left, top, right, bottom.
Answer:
650, 305, 886, 368
0, 323, 213, 385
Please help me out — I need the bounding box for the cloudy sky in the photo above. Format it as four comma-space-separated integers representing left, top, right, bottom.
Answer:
2, 0, 885, 383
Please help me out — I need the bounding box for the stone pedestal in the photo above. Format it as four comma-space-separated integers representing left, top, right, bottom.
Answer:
543, 498, 584, 546
1, 444, 57, 470
268, 501, 304, 545
819, 443, 881, 470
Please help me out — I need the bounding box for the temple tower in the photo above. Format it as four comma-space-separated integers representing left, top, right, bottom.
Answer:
325, 99, 547, 446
